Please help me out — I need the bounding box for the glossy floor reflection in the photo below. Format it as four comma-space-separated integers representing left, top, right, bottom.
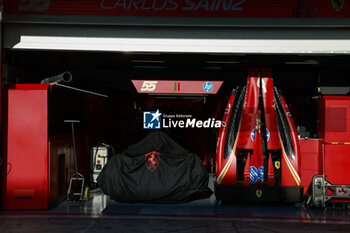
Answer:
1, 175, 350, 232
1, 218, 350, 233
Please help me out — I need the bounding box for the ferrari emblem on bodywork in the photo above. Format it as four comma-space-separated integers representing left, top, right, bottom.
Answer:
332, 0, 345, 12
145, 151, 160, 172
256, 189, 263, 198
275, 161, 281, 169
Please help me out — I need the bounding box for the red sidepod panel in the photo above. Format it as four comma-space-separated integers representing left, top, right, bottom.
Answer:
278, 95, 302, 187
236, 77, 258, 150
216, 94, 237, 184
2, 84, 49, 209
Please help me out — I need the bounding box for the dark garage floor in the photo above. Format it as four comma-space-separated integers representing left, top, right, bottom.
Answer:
1, 176, 350, 232
1, 218, 350, 233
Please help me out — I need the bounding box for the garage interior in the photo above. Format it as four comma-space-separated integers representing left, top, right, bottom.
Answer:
2, 49, 350, 207
1, 0, 350, 230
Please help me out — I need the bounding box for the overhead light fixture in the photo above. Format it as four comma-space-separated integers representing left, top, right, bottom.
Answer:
206, 61, 239, 64
124, 52, 161, 55
133, 65, 166, 69
154, 96, 178, 99
297, 54, 336, 57
203, 66, 222, 70
132, 60, 165, 63
285, 60, 319, 65
209, 53, 246, 56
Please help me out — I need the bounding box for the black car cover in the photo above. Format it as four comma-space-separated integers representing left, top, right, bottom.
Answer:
97, 131, 212, 203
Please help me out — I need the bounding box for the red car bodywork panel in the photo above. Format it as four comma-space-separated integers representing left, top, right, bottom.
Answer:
216, 68, 301, 187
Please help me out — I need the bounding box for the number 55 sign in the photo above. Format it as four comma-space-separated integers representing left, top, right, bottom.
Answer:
18, 0, 51, 11
140, 81, 158, 92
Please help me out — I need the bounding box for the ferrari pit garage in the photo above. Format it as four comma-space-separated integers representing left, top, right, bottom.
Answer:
2, 0, 350, 229
2, 49, 350, 232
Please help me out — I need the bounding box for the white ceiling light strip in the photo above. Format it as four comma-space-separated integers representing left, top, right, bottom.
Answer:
12, 36, 350, 54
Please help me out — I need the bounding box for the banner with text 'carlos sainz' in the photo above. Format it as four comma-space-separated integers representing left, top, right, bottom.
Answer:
3, 0, 350, 18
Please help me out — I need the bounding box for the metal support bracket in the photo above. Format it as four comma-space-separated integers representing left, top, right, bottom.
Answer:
312, 175, 350, 208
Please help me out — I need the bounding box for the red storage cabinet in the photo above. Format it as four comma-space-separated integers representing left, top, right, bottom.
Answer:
299, 139, 323, 193
324, 144, 350, 185
2, 84, 50, 209
318, 96, 350, 143
2, 84, 95, 209
318, 96, 350, 186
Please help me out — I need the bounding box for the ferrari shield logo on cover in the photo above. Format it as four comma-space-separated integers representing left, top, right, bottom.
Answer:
274, 161, 281, 170
256, 189, 263, 198
332, 0, 345, 12
145, 151, 160, 172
